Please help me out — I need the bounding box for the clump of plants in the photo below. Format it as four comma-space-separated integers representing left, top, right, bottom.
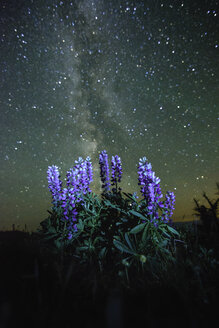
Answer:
37, 150, 181, 282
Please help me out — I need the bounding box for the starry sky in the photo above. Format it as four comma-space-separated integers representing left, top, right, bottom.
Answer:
0, 0, 218, 231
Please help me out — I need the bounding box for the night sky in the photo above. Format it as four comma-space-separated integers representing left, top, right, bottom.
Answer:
0, 0, 218, 231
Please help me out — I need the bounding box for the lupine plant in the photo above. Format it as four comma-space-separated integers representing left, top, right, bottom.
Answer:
41, 156, 94, 243
38, 150, 181, 279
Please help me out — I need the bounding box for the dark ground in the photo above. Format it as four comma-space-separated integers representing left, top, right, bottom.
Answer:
0, 229, 218, 328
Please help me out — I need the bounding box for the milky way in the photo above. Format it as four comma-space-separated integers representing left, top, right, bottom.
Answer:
0, 0, 218, 231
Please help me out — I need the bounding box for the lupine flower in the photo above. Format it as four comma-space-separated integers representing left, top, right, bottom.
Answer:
60, 156, 94, 239
111, 155, 123, 186
73, 157, 87, 195
67, 156, 93, 200
66, 168, 83, 203
99, 150, 111, 193
84, 156, 93, 193
47, 165, 62, 206
59, 187, 78, 236
161, 191, 175, 223
137, 157, 163, 216
73, 156, 93, 196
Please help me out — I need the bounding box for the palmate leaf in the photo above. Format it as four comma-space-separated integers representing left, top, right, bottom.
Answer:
113, 239, 136, 255
84, 206, 94, 215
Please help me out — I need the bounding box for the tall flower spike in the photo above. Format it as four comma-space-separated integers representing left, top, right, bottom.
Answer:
85, 156, 93, 193
161, 191, 175, 223
47, 165, 62, 206
111, 155, 123, 185
99, 150, 111, 193
68, 156, 91, 200
59, 187, 78, 237
137, 157, 163, 221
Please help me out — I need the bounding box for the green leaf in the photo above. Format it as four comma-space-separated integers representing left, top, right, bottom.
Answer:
77, 246, 89, 251
113, 239, 136, 255
77, 219, 84, 230
99, 247, 107, 259
84, 207, 94, 215
159, 239, 168, 247
87, 220, 93, 227
44, 234, 56, 240
47, 210, 53, 215
129, 210, 147, 221
84, 239, 89, 246
40, 217, 51, 229
142, 222, 150, 242
104, 199, 120, 210
124, 233, 134, 250
130, 223, 146, 234
123, 192, 137, 202
48, 226, 57, 234
160, 229, 171, 238
54, 239, 63, 249
93, 237, 100, 245
166, 225, 180, 236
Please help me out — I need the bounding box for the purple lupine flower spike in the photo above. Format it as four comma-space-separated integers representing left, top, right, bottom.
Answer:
85, 156, 93, 193
47, 165, 62, 206
137, 157, 163, 226
99, 150, 111, 193
161, 191, 175, 223
72, 156, 93, 197
111, 155, 123, 186
61, 156, 94, 239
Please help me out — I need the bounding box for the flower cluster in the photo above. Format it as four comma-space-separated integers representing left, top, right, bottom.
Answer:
111, 155, 123, 185
47, 151, 176, 237
60, 187, 78, 237
137, 156, 175, 225
137, 157, 163, 215
47, 157, 93, 239
64, 156, 93, 237
47, 165, 63, 206
68, 156, 93, 197
99, 150, 111, 193
161, 191, 176, 223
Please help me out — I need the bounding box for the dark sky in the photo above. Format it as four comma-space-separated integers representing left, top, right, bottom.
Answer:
0, 0, 218, 231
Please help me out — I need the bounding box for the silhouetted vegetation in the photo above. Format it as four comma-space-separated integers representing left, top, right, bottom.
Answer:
0, 184, 219, 328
